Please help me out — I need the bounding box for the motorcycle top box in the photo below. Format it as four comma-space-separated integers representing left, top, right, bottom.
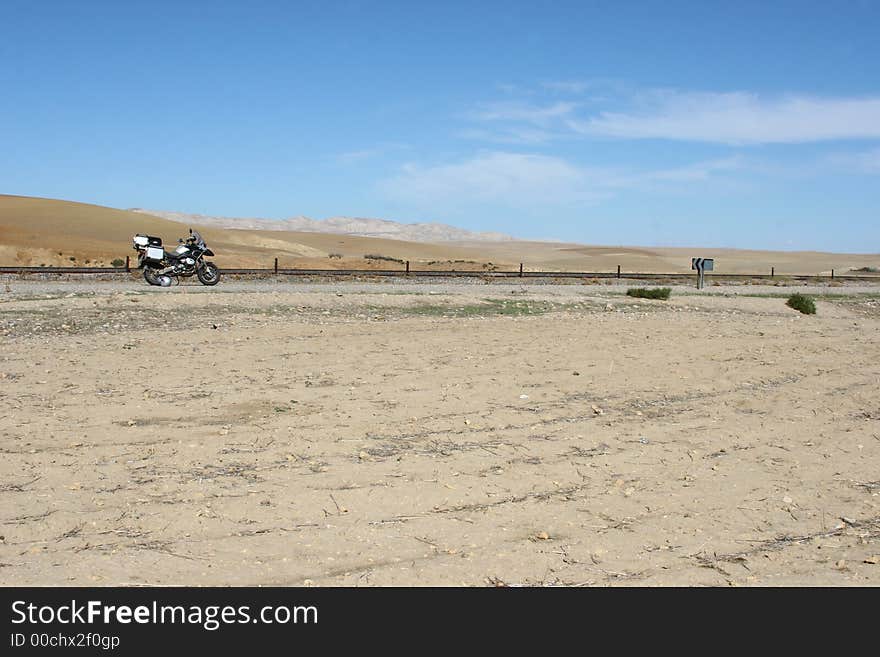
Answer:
133, 234, 162, 248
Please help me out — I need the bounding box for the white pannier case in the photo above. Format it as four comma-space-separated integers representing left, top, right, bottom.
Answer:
133, 235, 150, 248
145, 246, 164, 261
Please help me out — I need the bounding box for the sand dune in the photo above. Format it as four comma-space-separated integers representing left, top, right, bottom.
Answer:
1, 194, 877, 274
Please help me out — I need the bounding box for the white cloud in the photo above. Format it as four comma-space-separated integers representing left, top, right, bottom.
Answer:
457, 126, 562, 145
542, 80, 590, 94
825, 147, 880, 174
380, 151, 741, 208
468, 87, 880, 145
609, 157, 745, 188
337, 149, 380, 164
336, 142, 410, 165
470, 101, 577, 125
463, 102, 579, 143
380, 152, 606, 206
495, 82, 530, 95
571, 91, 880, 144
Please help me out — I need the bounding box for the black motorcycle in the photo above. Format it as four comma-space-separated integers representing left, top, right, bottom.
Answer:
132, 229, 221, 287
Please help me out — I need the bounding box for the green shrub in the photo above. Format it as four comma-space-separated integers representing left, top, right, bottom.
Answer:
626, 287, 671, 300
364, 254, 405, 264
111, 258, 126, 268
786, 293, 816, 315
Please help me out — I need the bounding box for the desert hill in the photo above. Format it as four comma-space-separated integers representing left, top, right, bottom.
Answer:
0, 195, 516, 270
130, 208, 515, 243
1, 194, 878, 274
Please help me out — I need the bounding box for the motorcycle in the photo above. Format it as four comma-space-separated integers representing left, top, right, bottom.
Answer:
132, 229, 221, 287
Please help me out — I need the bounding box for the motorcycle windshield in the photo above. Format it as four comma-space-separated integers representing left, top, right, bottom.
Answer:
191, 230, 207, 249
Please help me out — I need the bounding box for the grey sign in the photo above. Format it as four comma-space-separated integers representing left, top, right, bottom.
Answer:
691, 257, 714, 272
691, 257, 714, 289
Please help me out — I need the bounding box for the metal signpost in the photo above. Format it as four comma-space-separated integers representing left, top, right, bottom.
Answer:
691, 257, 714, 289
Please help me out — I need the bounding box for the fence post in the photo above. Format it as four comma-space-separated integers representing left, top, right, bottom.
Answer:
831, 269, 834, 280
617, 264, 621, 279
771, 266, 774, 278
519, 263, 523, 277
406, 260, 410, 275
125, 255, 130, 272
274, 257, 278, 274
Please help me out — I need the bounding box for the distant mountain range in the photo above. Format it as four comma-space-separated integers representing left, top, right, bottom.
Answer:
1, 195, 871, 273
130, 209, 516, 243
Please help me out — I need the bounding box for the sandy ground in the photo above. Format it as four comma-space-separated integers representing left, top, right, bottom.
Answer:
1, 278, 879, 586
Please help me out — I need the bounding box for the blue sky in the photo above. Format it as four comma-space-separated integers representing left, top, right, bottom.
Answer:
1, 0, 879, 251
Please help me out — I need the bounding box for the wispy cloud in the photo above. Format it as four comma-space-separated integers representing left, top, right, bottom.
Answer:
542, 80, 590, 94
337, 149, 381, 164
495, 82, 532, 95
380, 151, 742, 208
336, 142, 409, 165
457, 126, 562, 145
609, 156, 745, 188
380, 152, 606, 206
462, 101, 578, 143
469, 101, 577, 124
825, 147, 880, 174
573, 91, 880, 144
468, 87, 880, 145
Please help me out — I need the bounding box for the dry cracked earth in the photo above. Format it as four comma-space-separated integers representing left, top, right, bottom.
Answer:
1, 278, 879, 586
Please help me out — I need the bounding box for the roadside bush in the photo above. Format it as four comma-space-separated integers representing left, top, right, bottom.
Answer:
364, 254, 405, 264
626, 287, 671, 300
786, 293, 816, 315
328, 253, 343, 259
111, 258, 126, 268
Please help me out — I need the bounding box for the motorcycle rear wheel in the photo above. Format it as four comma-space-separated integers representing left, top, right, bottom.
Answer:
197, 262, 220, 286
143, 267, 161, 286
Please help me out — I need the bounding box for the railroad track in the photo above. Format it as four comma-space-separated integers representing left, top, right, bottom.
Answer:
0, 265, 877, 283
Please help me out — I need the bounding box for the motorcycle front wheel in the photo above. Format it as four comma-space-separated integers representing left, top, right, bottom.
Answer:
197, 262, 220, 286
143, 266, 161, 286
